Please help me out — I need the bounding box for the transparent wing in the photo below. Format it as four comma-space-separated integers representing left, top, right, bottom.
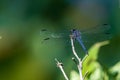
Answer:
40, 24, 112, 43
80, 24, 111, 34
80, 24, 112, 43
40, 28, 69, 39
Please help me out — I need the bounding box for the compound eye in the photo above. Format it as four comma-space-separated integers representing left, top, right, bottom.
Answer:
72, 29, 76, 31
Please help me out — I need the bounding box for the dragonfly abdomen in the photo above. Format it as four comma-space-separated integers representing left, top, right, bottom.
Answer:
76, 37, 88, 55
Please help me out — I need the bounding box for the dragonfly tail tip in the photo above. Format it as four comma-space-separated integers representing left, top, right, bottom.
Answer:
86, 51, 89, 55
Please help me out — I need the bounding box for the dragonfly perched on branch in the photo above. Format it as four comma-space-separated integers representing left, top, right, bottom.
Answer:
40, 24, 112, 55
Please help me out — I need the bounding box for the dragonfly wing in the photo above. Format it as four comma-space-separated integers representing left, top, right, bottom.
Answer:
80, 24, 111, 34
80, 24, 112, 43
40, 29, 70, 39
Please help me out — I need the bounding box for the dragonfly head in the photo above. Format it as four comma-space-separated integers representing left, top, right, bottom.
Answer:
41, 29, 47, 31
103, 24, 108, 25
70, 29, 76, 33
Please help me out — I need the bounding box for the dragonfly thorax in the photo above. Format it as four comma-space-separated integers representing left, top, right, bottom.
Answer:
71, 29, 81, 38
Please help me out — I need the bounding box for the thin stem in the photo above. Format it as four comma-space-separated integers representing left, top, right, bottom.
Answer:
55, 58, 69, 80
70, 35, 83, 80
77, 60, 83, 80
70, 35, 80, 61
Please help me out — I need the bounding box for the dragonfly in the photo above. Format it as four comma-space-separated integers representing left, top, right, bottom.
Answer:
40, 24, 112, 55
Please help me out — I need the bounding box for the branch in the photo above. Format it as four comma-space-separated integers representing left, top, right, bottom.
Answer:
55, 34, 89, 80
55, 58, 69, 80
70, 35, 83, 80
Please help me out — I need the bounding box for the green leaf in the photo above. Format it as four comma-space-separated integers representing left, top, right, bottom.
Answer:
70, 70, 80, 80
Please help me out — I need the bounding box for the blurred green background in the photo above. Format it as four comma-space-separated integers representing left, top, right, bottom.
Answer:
0, 0, 120, 80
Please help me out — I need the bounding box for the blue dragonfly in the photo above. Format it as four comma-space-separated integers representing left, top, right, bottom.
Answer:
40, 24, 112, 55
70, 29, 88, 54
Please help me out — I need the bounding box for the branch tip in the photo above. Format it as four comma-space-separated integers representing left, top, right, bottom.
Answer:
72, 57, 78, 65
55, 58, 63, 67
